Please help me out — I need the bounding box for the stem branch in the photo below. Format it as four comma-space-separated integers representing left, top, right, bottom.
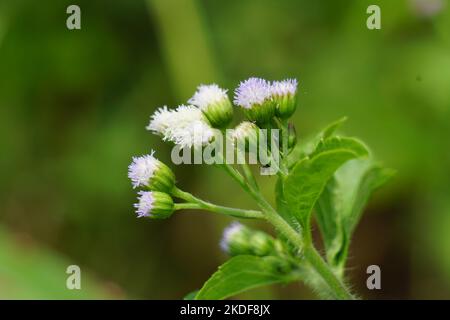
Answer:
171, 187, 264, 219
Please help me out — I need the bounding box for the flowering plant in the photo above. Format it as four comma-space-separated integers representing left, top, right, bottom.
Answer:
128, 77, 394, 299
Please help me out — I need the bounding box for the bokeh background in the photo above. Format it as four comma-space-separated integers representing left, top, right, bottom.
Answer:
0, 0, 449, 299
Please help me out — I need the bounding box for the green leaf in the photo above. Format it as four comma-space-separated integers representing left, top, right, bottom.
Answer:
321, 117, 348, 139
195, 255, 292, 300
275, 178, 301, 232
284, 137, 369, 227
310, 135, 368, 159
316, 159, 395, 273
287, 117, 348, 169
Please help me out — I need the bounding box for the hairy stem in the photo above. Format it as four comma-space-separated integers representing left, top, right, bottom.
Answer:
303, 245, 354, 300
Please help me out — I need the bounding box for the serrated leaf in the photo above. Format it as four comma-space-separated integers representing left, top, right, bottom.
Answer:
283, 137, 369, 227
195, 255, 292, 300
316, 159, 395, 274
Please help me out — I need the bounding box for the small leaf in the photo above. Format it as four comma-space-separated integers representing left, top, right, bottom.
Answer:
311, 136, 368, 159
316, 159, 395, 273
287, 117, 348, 168
284, 137, 369, 227
321, 117, 347, 139
195, 255, 292, 300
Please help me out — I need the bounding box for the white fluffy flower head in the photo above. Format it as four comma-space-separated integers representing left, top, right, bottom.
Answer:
146, 106, 173, 136
188, 84, 228, 110
220, 222, 244, 252
128, 151, 160, 188
170, 119, 216, 148
234, 77, 272, 109
271, 79, 298, 97
147, 105, 216, 148
134, 191, 154, 218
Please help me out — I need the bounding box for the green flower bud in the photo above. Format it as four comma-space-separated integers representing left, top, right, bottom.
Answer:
203, 99, 233, 129
148, 161, 176, 193
134, 191, 174, 219
232, 121, 259, 152
243, 100, 276, 125
271, 79, 298, 119
220, 222, 276, 257
234, 78, 276, 125
128, 152, 176, 193
249, 231, 275, 256
189, 84, 234, 128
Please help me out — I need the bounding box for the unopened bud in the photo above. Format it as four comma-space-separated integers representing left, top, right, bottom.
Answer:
220, 222, 276, 257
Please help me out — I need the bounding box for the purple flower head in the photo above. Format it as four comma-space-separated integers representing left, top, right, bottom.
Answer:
220, 222, 244, 253
128, 151, 160, 188
234, 77, 271, 109
271, 79, 298, 97
134, 191, 155, 218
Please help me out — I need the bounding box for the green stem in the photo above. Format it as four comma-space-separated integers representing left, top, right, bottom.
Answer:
263, 198, 353, 299
255, 195, 304, 251
241, 163, 259, 191
219, 164, 301, 247
174, 203, 201, 210
273, 117, 290, 176
171, 187, 264, 219
303, 245, 354, 300
219, 164, 354, 299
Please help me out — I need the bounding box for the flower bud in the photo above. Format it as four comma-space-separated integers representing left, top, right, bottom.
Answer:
134, 191, 174, 219
232, 121, 259, 152
189, 84, 233, 129
128, 151, 175, 193
249, 231, 275, 256
288, 123, 297, 148
271, 79, 298, 119
220, 222, 252, 256
220, 222, 275, 257
234, 78, 276, 125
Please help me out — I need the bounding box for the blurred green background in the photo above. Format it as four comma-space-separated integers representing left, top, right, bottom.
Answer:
0, 0, 449, 299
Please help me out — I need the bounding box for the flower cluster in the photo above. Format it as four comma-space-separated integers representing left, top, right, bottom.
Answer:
234, 77, 298, 122
146, 78, 298, 151
129, 77, 298, 218
126, 76, 391, 300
